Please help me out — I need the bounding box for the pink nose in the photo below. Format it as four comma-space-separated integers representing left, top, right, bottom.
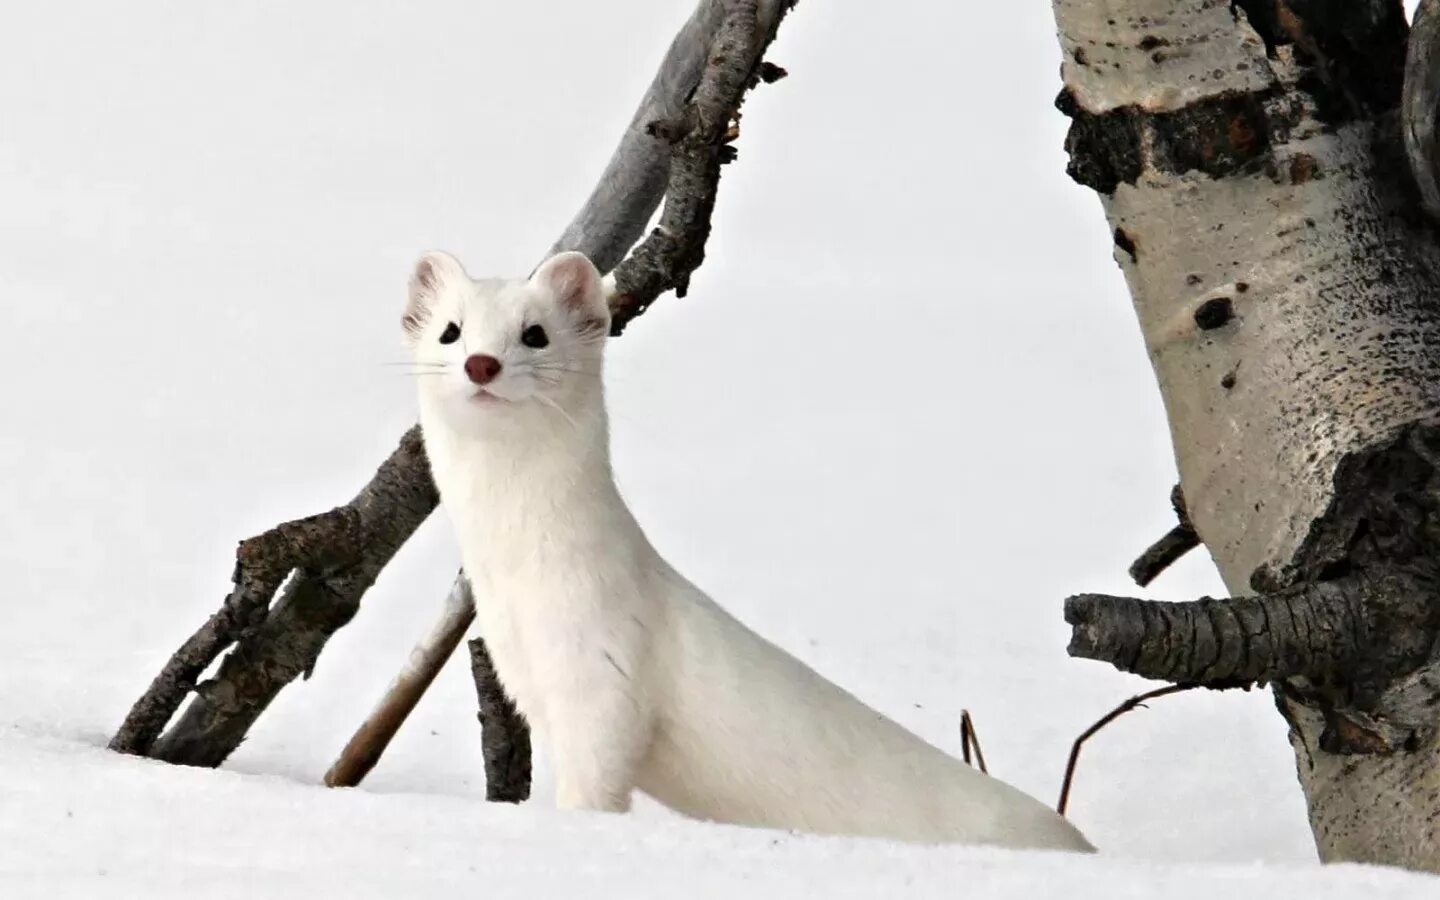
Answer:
464, 354, 503, 385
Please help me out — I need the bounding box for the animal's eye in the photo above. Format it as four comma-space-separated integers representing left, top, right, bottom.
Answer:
439, 322, 461, 345
521, 324, 549, 349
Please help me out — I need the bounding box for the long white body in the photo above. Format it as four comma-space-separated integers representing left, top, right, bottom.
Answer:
409, 251, 1093, 851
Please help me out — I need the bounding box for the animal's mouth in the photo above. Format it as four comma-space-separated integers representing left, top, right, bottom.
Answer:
470, 389, 506, 404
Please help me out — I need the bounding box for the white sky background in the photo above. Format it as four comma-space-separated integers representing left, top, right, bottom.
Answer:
7, 0, 1426, 871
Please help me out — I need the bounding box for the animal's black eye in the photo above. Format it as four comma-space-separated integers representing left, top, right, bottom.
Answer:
521, 324, 549, 349
439, 322, 461, 345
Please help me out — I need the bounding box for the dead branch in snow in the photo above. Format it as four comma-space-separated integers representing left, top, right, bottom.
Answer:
1056, 684, 1196, 817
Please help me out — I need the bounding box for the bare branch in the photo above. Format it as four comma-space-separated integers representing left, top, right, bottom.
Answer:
1128, 485, 1200, 587
1062, 570, 1404, 688
608, 0, 797, 334
109, 436, 420, 757
469, 631, 531, 803
1057, 685, 1196, 817
323, 574, 477, 788
1128, 526, 1200, 588
316, 0, 798, 785
959, 709, 987, 774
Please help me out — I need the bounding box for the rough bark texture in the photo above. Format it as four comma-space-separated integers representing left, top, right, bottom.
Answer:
110, 427, 432, 759
545, 0, 790, 273
608, 0, 795, 334
1053, 0, 1440, 870
1405, 0, 1440, 222
468, 635, 531, 803
114, 0, 797, 770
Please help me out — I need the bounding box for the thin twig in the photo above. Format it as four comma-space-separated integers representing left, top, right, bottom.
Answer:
1128, 526, 1200, 587
960, 709, 988, 774
1056, 684, 1196, 816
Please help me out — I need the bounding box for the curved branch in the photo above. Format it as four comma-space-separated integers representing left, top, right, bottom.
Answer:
1065, 575, 1377, 687
146, 427, 438, 766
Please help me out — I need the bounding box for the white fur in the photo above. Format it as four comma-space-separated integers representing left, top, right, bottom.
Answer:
406, 250, 1095, 852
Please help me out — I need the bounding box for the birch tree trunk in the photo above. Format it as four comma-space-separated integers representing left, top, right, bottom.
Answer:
1051, 0, 1440, 870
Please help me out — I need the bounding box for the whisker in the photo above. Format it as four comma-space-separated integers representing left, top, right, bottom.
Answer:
534, 392, 580, 431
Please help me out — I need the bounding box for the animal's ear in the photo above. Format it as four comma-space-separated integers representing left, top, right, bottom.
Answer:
404, 251, 466, 344
530, 251, 609, 336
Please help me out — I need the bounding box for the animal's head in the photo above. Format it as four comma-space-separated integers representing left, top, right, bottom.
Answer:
403, 250, 610, 425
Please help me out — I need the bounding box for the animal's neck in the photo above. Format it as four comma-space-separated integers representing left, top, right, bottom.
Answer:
425, 385, 621, 519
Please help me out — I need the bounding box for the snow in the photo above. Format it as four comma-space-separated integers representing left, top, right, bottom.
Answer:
0, 0, 1435, 896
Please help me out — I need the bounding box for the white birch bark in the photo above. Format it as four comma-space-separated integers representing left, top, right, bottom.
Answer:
1053, 0, 1440, 870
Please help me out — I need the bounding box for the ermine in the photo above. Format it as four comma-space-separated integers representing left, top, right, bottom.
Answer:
404, 249, 1094, 852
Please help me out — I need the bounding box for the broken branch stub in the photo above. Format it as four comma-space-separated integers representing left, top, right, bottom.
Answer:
1128, 485, 1200, 587
1056, 684, 1196, 817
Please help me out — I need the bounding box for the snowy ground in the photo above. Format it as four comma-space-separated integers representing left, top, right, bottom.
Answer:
1, 0, 1436, 896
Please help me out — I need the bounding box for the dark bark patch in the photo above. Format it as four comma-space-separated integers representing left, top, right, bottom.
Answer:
1195, 297, 1236, 330
1114, 227, 1139, 260
1058, 89, 1144, 194
1289, 152, 1321, 183
1283, 0, 1409, 116
1060, 90, 1275, 193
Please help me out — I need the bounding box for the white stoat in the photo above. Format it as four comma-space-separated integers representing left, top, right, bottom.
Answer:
403, 249, 1094, 853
